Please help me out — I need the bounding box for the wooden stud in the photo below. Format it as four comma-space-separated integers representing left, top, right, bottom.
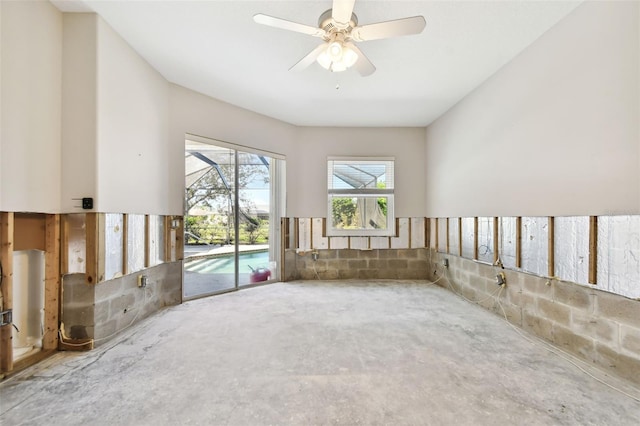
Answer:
175, 216, 184, 261
60, 215, 69, 275
445, 218, 450, 254
425, 217, 430, 249
589, 216, 598, 284
85, 213, 105, 284
493, 217, 499, 264
293, 218, 300, 250
515, 217, 522, 268
0, 212, 15, 373
122, 214, 129, 274
473, 217, 479, 260
43, 215, 61, 350
458, 217, 463, 256
310, 218, 314, 250
548, 216, 555, 278
408, 218, 412, 249
144, 215, 150, 268
434, 218, 439, 252
164, 216, 176, 263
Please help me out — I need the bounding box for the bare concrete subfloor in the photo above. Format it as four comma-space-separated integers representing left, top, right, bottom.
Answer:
2, 281, 640, 425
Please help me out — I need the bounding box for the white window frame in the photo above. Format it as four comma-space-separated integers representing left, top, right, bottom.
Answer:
327, 156, 395, 237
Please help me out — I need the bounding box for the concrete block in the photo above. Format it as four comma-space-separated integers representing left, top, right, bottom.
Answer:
537, 298, 571, 326
552, 324, 596, 359
478, 265, 496, 279
397, 249, 418, 259
408, 259, 429, 270
377, 269, 398, 279
596, 291, 640, 328
594, 343, 640, 385
523, 310, 553, 342
348, 259, 368, 269
553, 283, 593, 310
338, 250, 359, 259
378, 249, 398, 259
388, 259, 408, 269
620, 325, 640, 355
462, 260, 479, 275
358, 269, 378, 279
522, 273, 553, 297
319, 269, 339, 280
401, 270, 427, 280
571, 313, 618, 344
368, 259, 388, 269
497, 301, 522, 326
323, 250, 338, 259
338, 269, 359, 279
94, 300, 110, 324
110, 293, 137, 317
299, 269, 317, 280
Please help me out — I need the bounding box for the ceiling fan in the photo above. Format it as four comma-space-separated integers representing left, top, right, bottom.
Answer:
254, 0, 426, 76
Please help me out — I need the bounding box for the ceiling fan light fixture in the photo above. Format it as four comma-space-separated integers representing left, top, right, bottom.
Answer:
316, 42, 358, 72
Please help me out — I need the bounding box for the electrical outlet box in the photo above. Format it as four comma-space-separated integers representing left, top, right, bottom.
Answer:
496, 272, 506, 286
312, 250, 319, 261
443, 258, 449, 268
137, 275, 147, 288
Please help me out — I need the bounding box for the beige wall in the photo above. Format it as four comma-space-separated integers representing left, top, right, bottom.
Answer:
290, 127, 426, 218
425, 1, 640, 217
1, 1, 62, 212
61, 13, 97, 212
96, 18, 170, 214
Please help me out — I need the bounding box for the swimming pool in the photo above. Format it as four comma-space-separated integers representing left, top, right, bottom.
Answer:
184, 250, 270, 275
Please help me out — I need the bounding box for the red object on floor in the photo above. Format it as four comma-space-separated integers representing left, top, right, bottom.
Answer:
250, 268, 271, 283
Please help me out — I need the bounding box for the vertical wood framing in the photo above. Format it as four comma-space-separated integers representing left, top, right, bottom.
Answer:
60, 215, 69, 275
548, 216, 555, 278
293, 218, 300, 250
0, 213, 15, 373
122, 214, 129, 274
515, 217, 522, 268
457, 217, 463, 256
144, 215, 150, 268
493, 217, 499, 264
445, 218, 450, 254
43, 215, 60, 350
164, 216, 174, 263
434, 218, 439, 252
589, 216, 598, 284
175, 216, 184, 261
473, 217, 479, 260
425, 217, 431, 249
85, 213, 104, 284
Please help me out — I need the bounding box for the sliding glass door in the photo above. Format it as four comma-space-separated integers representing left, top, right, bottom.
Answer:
183, 137, 284, 299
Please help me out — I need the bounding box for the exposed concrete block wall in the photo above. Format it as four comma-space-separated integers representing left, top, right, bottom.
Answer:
62, 262, 182, 345
285, 249, 429, 281
426, 250, 640, 385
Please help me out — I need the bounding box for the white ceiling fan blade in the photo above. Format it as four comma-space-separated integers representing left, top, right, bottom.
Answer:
351, 16, 426, 42
332, 0, 356, 26
254, 14, 325, 37
346, 43, 375, 77
289, 43, 327, 72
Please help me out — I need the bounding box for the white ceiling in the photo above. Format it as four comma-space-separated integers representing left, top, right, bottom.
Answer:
52, 0, 582, 127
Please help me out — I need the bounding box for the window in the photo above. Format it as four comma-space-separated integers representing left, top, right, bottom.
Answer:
327, 157, 395, 236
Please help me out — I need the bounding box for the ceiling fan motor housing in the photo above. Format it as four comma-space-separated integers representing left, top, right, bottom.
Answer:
318, 9, 358, 35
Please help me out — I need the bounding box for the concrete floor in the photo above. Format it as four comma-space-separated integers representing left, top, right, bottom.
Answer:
1, 280, 640, 425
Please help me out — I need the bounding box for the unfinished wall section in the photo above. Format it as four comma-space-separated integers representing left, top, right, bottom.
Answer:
283, 217, 429, 280
62, 262, 181, 345
426, 251, 640, 385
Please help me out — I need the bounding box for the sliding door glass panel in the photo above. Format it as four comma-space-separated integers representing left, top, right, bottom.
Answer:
237, 151, 273, 287
184, 143, 237, 298
184, 138, 283, 300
